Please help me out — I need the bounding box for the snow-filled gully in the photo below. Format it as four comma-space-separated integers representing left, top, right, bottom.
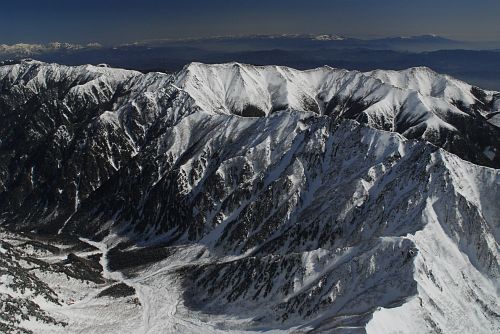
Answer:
78, 237, 159, 333
76, 237, 213, 333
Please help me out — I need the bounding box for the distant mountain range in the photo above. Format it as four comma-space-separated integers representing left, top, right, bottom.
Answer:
122, 34, 499, 51
3, 34, 497, 55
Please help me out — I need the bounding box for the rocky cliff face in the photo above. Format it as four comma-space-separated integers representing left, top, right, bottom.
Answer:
0, 60, 498, 333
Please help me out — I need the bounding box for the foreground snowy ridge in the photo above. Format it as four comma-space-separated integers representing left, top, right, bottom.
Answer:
0, 60, 499, 333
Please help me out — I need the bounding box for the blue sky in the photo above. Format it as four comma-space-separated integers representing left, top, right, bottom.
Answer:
1, 0, 499, 44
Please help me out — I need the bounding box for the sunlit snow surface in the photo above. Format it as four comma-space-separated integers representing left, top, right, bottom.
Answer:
0, 61, 499, 333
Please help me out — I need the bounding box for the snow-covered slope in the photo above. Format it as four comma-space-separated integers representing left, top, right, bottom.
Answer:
0, 228, 145, 334
0, 61, 498, 333
368, 67, 478, 103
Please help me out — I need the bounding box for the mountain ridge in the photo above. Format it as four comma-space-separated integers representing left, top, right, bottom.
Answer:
0, 60, 498, 333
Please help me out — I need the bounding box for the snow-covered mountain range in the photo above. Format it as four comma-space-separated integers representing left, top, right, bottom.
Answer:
0, 42, 102, 59
0, 60, 499, 333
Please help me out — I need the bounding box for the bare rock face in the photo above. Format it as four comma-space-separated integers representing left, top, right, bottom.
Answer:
0, 61, 499, 333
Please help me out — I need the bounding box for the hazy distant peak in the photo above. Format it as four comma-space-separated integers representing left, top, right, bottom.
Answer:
311, 34, 345, 41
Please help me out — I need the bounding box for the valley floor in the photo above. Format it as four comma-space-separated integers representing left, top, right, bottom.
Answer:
2, 224, 498, 334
